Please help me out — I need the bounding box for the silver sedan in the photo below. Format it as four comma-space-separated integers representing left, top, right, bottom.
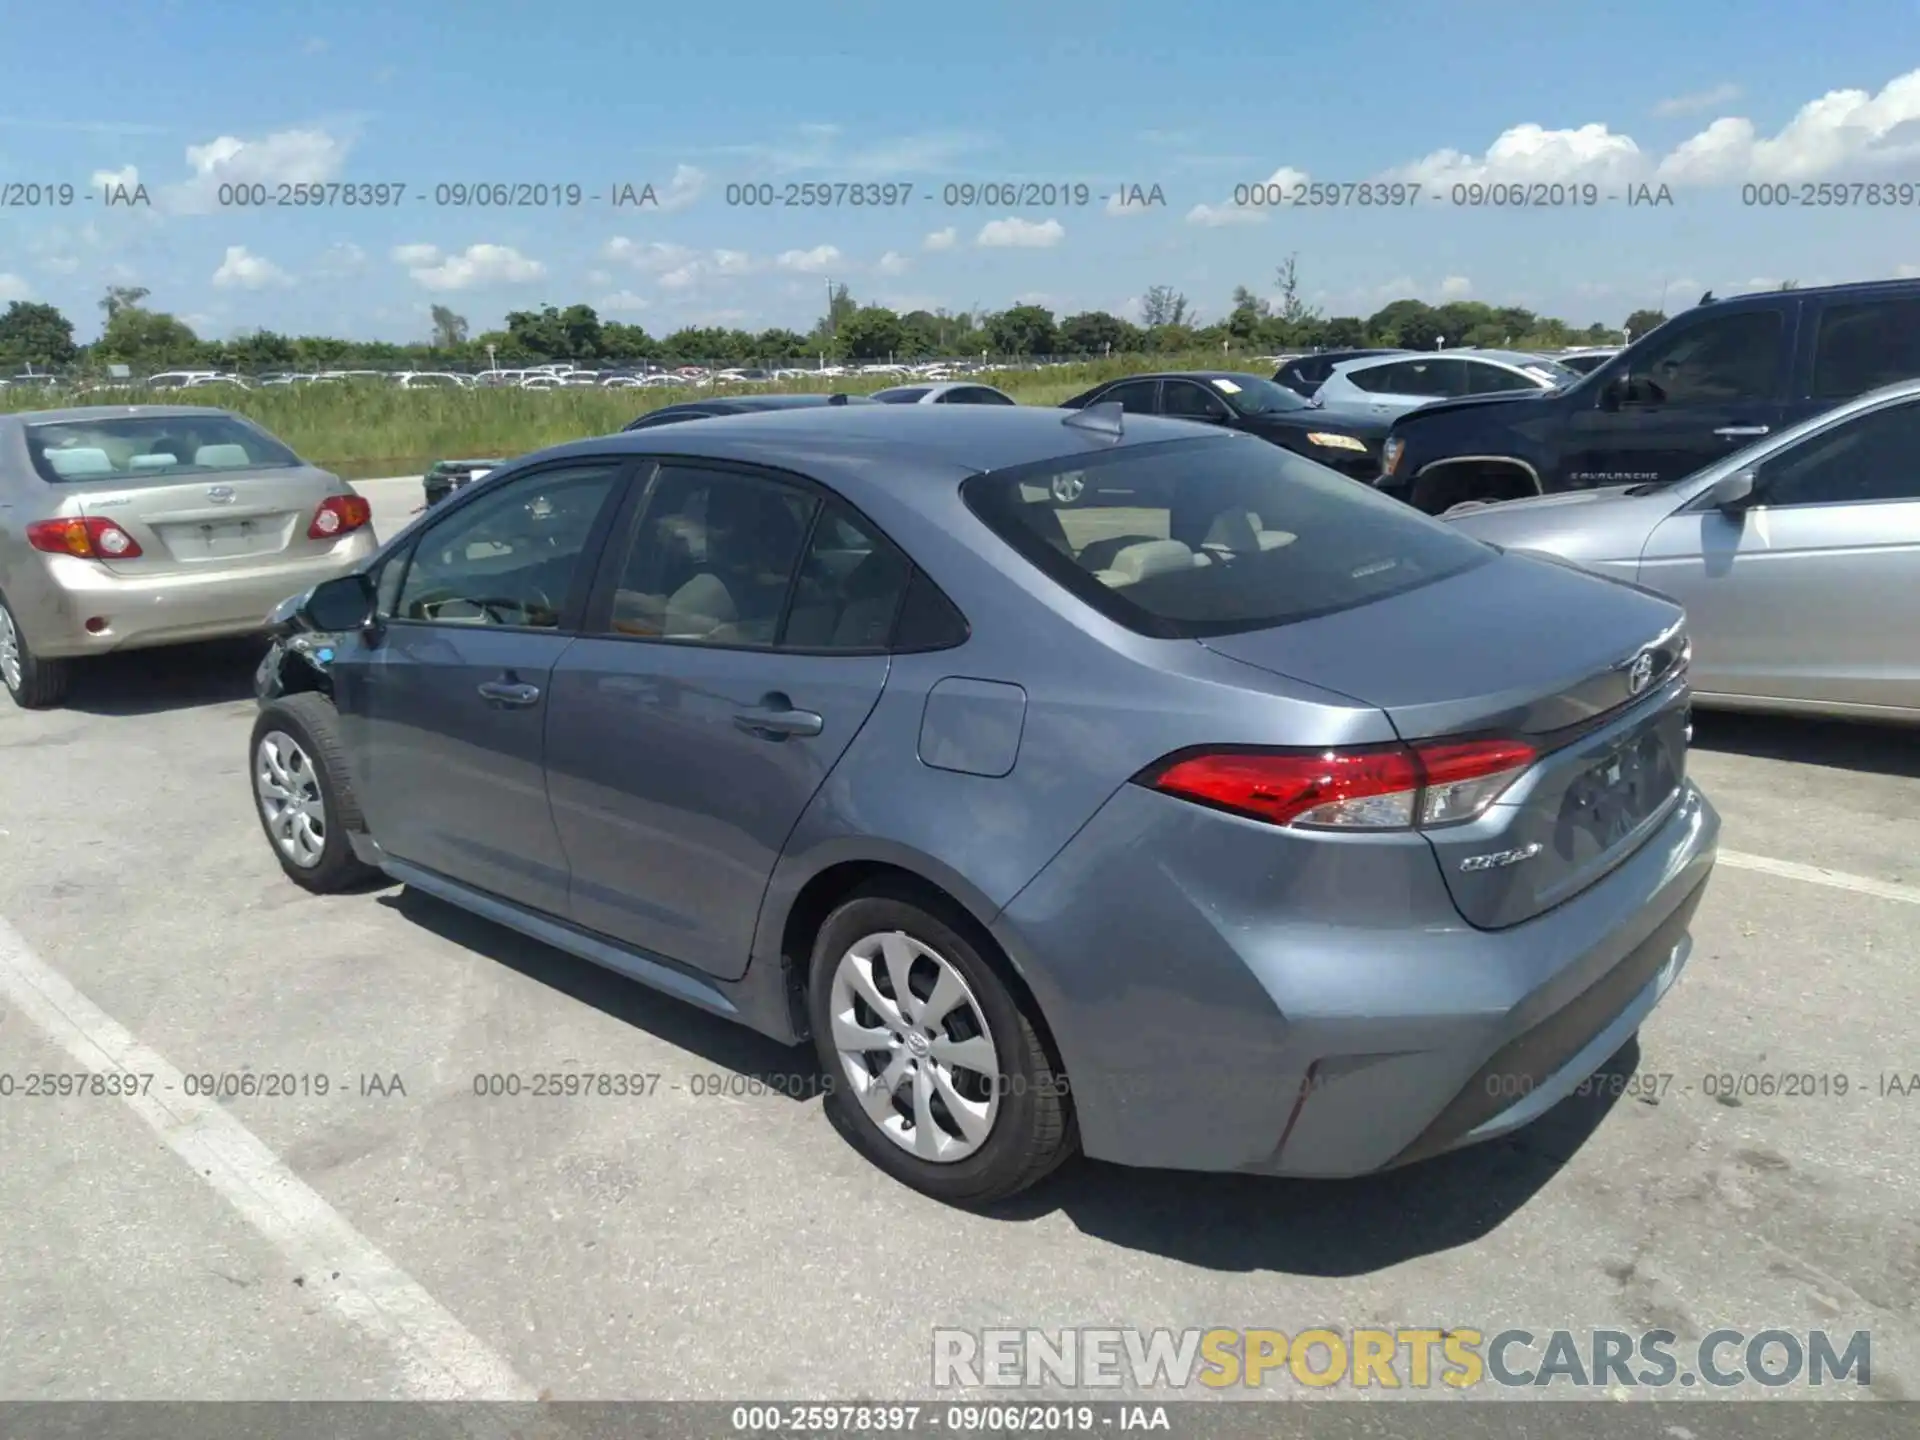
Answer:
1444, 378, 1920, 723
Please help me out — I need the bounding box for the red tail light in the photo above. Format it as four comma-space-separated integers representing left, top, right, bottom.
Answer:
1144, 737, 1538, 831
309, 494, 371, 539
26, 516, 144, 559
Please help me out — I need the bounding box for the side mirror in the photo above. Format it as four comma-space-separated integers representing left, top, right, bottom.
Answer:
1706, 469, 1758, 513
303, 572, 377, 632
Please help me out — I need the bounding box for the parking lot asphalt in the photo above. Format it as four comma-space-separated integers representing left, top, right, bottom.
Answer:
0, 485, 1915, 1405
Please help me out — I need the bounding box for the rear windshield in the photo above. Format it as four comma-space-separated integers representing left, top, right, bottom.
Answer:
962, 433, 1492, 638
27, 414, 301, 483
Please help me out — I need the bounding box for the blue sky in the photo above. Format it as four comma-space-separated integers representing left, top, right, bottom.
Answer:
5, 0, 1920, 343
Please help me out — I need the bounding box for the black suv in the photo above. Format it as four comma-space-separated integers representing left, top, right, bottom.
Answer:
1377, 279, 1920, 512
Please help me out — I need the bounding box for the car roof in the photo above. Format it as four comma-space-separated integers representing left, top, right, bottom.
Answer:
1332, 349, 1555, 372
535, 400, 1230, 481
0, 403, 237, 425
1713, 276, 1920, 306
1095, 371, 1277, 386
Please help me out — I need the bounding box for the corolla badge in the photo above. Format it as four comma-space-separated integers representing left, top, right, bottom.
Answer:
1460, 842, 1543, 873
206, 484, 237, 504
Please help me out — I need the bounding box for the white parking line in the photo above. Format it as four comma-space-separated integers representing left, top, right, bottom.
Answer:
1719, 849, 1920, 906
0, 915, 538, 1402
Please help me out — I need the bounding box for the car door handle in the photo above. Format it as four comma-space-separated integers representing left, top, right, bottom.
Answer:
733, 697, 824, 740
477, 680, 541, 707
1714, 425, 1770, 437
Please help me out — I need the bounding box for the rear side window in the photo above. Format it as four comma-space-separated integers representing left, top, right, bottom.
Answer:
1349, 360, 1450, 396
876, 387, 931, 404
1810, 299, 1920, 398
26, 414, 301, 482
1098, 380, 1159, 414
963, 434, 1492, 638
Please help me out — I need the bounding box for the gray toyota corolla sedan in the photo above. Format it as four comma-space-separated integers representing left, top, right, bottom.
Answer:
1444, 378, 1920, 724
249, 403, 1719, 1205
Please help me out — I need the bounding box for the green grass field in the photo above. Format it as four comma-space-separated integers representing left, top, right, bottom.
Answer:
0, 354, 1231, 479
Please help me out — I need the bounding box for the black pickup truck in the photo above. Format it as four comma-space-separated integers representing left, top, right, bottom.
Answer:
1377, 279, 1920, 513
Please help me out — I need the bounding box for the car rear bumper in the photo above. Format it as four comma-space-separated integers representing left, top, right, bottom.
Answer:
16, 533, 376, 657
991, 779, 1719, 1177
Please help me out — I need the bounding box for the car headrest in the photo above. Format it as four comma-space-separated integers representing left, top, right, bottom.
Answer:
194, 444, 251, 467
45, 447, 114, 477
1094, 539, 1199, 587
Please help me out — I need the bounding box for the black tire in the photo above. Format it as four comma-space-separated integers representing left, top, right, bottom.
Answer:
249, 692, 380, 893
0, 593, 75, 710
808, 883, 1076, 1206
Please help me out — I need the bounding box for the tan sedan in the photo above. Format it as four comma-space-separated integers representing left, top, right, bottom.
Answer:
0, 405, 377, 708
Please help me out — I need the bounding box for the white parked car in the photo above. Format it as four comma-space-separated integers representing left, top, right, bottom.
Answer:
1311, 349, 1581, 419
870, 381, 1017, 406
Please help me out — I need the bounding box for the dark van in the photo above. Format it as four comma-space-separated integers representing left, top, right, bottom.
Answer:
1377, 279, 1920, 512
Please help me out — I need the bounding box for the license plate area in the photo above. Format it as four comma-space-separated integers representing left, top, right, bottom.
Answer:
157, 516, 289, 561
1561, 724, 1682, 852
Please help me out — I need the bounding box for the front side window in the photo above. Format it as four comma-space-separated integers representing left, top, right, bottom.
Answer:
27, 413, 301, 482
1161, 381, 1231, 421
1810, 299, 1920, 399
606, 466, 817, 645
1622, 308, 1784, 406
1757, 399, 1920, 506
963, 434, 1491, 638
394, 463, 624, 629
1461, 362, 1541, 395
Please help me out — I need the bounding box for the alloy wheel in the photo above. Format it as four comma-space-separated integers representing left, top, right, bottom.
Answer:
0, 605, 20, 692
1050, 473, 1085, 504
828, 930, 1002, 1162
255, 730, 327, 868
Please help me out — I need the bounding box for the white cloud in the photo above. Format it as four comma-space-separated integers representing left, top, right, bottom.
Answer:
976, 217, 1064, 248
1438, 275, 1473, 300
1379, 69, 1920, 193
712, 248, 755, 274
657, 164, 707, 212
1897, 263, 1920, 278
91, 165, 138, 191
0, 273, 33, 301
1185, 166, 1307, 226
776, 244, 841, 273
659, 264, 701, 292
1386, 123, 1644, 187
166, 128, 350, 214
1654, 83, 1742, 118
211, 245, 291, 290
603, 238, 697, 272
587, 269, 611, 286
595, 290, 651, 313
1658, 70, 1920, 183
1186, 202, 1265, 227
923, 226, 958, 251
394, 243, 544, 291
877, 250, 910, 275
1013, 291, 1057, 307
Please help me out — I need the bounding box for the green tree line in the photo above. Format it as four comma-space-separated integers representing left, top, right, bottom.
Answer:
0, 262, 1663, 375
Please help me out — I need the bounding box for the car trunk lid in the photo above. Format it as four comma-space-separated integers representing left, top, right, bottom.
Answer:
1198, 549, 1692, 929
75, 465, 344, 575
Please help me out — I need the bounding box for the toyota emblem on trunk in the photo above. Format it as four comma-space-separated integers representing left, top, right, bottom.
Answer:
1627, 650, 1655, 694
206, 484, 237, 504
